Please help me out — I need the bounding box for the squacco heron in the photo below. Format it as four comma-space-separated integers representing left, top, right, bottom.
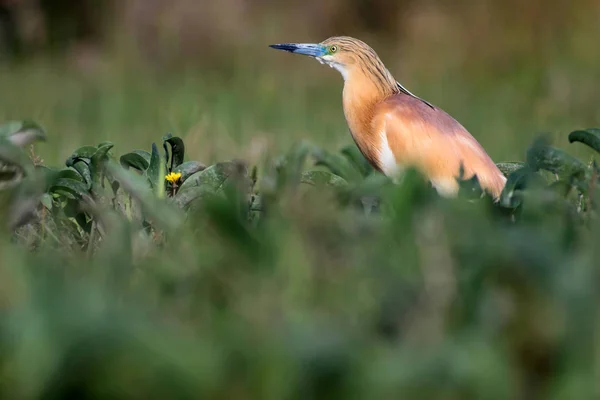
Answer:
270, 36, 507, 200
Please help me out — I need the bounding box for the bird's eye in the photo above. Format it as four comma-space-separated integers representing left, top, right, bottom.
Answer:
330, 45, 338, 53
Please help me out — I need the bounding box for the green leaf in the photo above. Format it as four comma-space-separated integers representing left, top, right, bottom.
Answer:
90, 143, 114, 183
340, 144, 373, 177
172, 186, 209, 210
496, 162, 526, 177
56, 168, 86, 182
49, 178, 90, 198
147, 143, 163, 190
120, 150, 151, 171
568, 128, 600, 154
66, 146, 97, 167
498, 165, 540, 208
178, 161, 250, 195
91, 143, 114, 167
0, 120, 47, 147
40, 193, 53, 210
173, 161, 206, 182
526, 139, 587, 181
174, 162, 251, 215
300, 170, 348, 188
311, 147, 363, 183
97, 141, 113, 148
71, 161, 92, 189
163, 134, 185, 170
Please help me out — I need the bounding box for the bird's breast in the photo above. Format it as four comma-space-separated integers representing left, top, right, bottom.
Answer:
343, 104, 390, 174
343, 95, 402, 178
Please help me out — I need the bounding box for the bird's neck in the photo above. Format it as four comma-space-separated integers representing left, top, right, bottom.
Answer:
342, 67, 397, 137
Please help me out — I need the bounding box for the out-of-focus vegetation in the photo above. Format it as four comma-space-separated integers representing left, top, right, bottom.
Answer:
0, 1, 600, 399
1, 117, 600, 399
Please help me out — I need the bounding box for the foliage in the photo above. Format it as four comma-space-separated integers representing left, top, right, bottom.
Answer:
1, 119, 600, 399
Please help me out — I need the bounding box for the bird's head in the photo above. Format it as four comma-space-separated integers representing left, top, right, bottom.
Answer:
269, 36, 381, 81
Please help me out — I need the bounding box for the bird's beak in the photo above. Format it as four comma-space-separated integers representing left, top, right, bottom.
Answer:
269, 43, 326, 58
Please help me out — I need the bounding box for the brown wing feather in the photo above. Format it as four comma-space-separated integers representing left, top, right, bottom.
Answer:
371, 94, 506, 199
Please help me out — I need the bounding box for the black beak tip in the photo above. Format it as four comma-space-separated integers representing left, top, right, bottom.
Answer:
269, 43, 296, 52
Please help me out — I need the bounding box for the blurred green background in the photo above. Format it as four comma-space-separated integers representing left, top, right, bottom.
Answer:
1, 0, 599, 166
1, 2, 600, 399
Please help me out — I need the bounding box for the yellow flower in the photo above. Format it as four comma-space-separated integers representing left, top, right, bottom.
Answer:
165, 171, 182, 183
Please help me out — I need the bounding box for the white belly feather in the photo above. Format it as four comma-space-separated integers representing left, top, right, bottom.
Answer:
377, 130, 459, 197
378, 130, 402, 178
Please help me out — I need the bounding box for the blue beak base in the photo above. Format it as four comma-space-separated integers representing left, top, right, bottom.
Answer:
269, 43, 326, 58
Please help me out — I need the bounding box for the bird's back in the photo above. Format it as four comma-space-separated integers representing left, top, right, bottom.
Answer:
368, 93, 506, 199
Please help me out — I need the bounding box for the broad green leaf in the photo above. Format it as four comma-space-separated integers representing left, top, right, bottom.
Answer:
0, 120, 46, 147
120, 151, 151, 171
300, 170, 348, 188
340, 144, 373, 177
71, 161, 92, 189
49, 178, 90, 198
91, 143, 114, 167
163, 134, 185, 170
526, 140, 587, 181
496, 162, 526, 177
173, 161, 207, 182
66, 146, 97, 167
97, 141, 113, 148
568, 128, 600, 154
172, 186, 209, 210
56, 168, 86, 182
178, 161, 250, 195
311, 147, 363, 183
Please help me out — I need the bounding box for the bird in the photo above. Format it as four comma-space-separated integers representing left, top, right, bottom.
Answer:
269, 36, 507, 200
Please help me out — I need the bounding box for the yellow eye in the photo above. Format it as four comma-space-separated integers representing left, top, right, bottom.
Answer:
330, 45, 338, 53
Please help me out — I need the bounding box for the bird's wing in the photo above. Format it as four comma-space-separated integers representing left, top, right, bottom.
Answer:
372, 94, 506, 199
395, 81, 435, 110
